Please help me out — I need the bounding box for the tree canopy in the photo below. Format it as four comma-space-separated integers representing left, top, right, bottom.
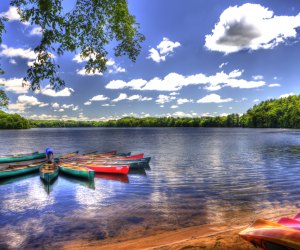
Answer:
1, 0, 145, 91
0, 110, 30, 128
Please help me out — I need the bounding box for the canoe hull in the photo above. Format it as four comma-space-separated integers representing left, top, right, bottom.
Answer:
86, 165, 129, 175
0, 152, 46, 163
0, 163, 43, 179
239, 219, 300, 249
59, 165, 95, 180
40, 164, 59, 184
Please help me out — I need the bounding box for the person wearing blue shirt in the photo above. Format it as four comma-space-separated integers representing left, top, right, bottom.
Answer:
45, 148, 54, 163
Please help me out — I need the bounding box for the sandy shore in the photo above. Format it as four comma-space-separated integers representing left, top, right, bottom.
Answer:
62, 206, 299, 250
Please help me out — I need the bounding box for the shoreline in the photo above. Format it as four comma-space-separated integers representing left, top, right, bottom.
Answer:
62, 206, 299, 250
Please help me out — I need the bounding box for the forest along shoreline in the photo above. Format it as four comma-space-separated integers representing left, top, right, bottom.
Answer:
61, 204, 300, 250
1, 95, 300, 129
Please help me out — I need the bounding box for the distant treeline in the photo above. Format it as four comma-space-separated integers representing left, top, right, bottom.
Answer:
1, 95, 300, 129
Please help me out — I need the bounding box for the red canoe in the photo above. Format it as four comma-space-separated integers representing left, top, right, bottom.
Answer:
85, 164, 129, 175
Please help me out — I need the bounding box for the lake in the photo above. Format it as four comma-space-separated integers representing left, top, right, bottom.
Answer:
0, 127, 300, 249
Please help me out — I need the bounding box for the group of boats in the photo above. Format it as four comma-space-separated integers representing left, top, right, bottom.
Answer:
240, 212, 300, 249
0, 150, 151, 185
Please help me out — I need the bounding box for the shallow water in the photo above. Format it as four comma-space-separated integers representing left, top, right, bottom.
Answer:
0, 127, 300, 249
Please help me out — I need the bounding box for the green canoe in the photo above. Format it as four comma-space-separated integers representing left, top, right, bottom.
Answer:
0, 161, 45, 179
40, 163, 59, 184
59, 163, 95, 181
0, 151, 46, 163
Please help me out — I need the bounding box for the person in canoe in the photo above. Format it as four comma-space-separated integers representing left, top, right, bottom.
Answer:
45, 148, 54, 163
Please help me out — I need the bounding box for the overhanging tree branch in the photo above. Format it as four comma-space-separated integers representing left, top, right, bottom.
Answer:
1, 0, 145, 91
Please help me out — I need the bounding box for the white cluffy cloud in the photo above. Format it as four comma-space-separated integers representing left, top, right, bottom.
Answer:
148, 37, 181, 63
0, 44, 37, 60
279, 93, 295, 98
197, 94, 233, 103
155, 95, 176, 105
0, 6, 29, 25
106, 69, 265, 92
9, 59, 17, 64
39, 85, 74, 97
252, 75, 264, 80
269, 83, 280, 87
52, 103, 60, 109
30, 27, 43, 36
8, 95, 48, 112
177, 98, 193, 105
83, 95, 109, 105
90, 95, 109, 101
205, 3, 300, 54
0, 78, 29, 94
61, 104, 79, 111
112, 93, 152, 102
219, 62, 228, 69
51, 102, 78, 112
0, 44, 55, 67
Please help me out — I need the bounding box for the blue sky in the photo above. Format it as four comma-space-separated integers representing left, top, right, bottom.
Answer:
0, 0, 300, 120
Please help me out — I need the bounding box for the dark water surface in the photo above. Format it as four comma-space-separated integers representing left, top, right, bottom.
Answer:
0, 127, 300, 249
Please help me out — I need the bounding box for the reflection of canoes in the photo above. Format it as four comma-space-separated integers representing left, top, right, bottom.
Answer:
95, 173, 129, 183
40, 163, 59, 184
60, 174, 95, 189
0, 152, 46, 163
0, 161, 45, 179
239, 219, 300, 249
59, 163, 95, 180
0, 172, 39, 185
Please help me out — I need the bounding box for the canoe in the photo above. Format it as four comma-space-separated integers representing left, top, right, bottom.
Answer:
84, 151, 131, 156
84, 160, 147, 169
60, 157, 149, 169
82, 151, 117, 156
59, 163, 95, 180
95, 157, 151, 164
63, 161, 130, 174
116, 153, 144, 159
39, 163, 59, 184
58, 151, 79, 159
277, 217, 300, 230
0, 151, 46, 163
85, 164, 129, 175
81, 153, 144, 160
76, 156, 150, 164
239, 219, 300, 249
0, 161, 45, 179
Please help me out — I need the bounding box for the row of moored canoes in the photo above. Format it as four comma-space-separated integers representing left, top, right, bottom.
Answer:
0, 151, 151, 184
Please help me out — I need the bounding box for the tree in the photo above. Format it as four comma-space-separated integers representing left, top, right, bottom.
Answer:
1, 0, 145, 91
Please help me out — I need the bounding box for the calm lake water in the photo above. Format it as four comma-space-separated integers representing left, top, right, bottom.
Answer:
0, 127, 300, 249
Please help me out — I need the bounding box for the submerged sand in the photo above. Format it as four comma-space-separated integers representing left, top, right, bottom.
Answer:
62, 205, 300, 250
